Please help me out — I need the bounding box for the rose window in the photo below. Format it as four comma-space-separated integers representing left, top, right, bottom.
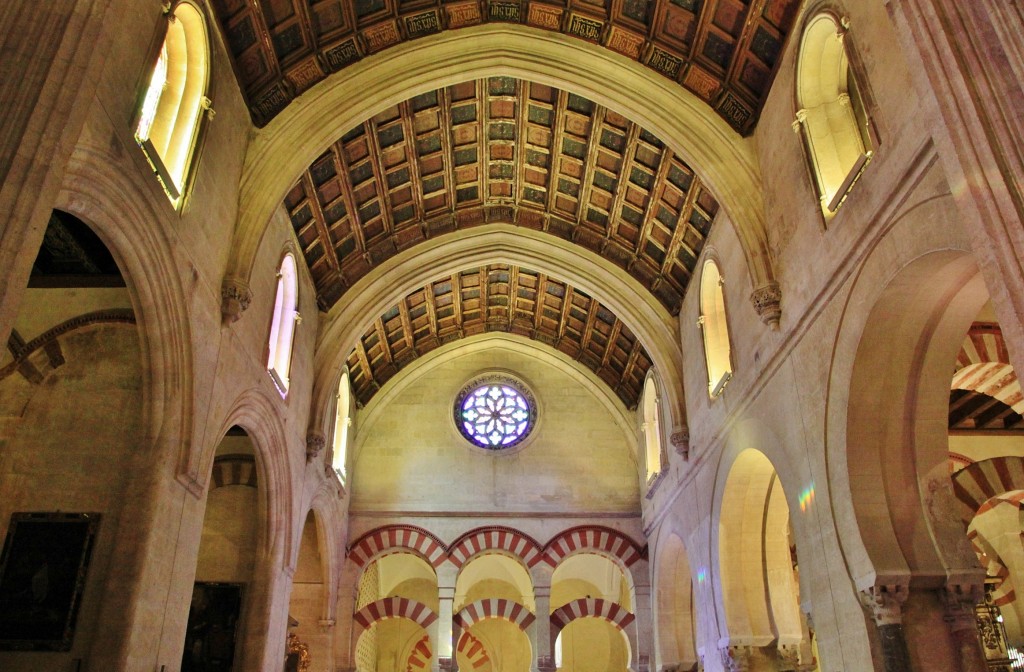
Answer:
455, 380, 536, 450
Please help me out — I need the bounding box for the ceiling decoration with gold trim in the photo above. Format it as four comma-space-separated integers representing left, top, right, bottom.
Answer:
210, 0, 801, 134
346, 264, 653, 406
285, 77, 720, 313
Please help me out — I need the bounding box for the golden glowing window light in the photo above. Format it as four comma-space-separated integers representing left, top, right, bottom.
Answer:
332, 371, 351, 481
795, 13, 873, 216
134, 2, 210, 206
642, 376, 663, 481
699, 260, 733, 398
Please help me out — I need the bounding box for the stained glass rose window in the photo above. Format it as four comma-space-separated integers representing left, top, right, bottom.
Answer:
454, 375, 537, 450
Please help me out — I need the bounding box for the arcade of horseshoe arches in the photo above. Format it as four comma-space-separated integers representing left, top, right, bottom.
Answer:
4, 1, 1024, 671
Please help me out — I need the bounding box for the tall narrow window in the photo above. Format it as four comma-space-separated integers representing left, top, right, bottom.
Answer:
332, 371, 351, 481
135, 2, 211, 207
699, 260, 732, 398
642, 376, 663, 481
795, 12, 873, 216
268, 254, 299, 395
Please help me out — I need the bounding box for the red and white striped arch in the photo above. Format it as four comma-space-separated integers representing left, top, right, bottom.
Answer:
542, 526, 645, 568
448, 527, 544, 568
952, 457, 1024, 525
550, 598, 635, 635
353, 597, 438, 632
454, 599, 536, 631
966, 528, 1014, 606
348, 525, 447, 568
952, 323, 1023, 412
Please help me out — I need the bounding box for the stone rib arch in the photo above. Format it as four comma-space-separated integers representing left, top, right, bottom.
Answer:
454, 599, 536, 632
309, 228, 689, 469
953, 457, 1024, 526
543, 525, 645, 570
448, 527, 545, 570
348, 524, 448, 568
353, 597, 439, 632
229, 25, 773, 332
550, 598, 636, 635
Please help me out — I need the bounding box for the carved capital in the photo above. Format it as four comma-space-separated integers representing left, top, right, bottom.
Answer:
317, 618, 335, 633
943, 583, 984, 633
671, 425, 690, 458
859, 584, 908, 626
306, 431, 326, 462
750, 282, 782, 330
221, 276, 252, 324
719, 645, 753, 672
438, 656, 456, 671
536, 655, 556, 672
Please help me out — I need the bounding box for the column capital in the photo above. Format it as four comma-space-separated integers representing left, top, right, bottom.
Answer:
221, 275, 252, 324
305, 431, 326, 462
943, 582, 983, 632
719, 645, 753, 672
750, 282, 782, 330
859, 584, 908, 626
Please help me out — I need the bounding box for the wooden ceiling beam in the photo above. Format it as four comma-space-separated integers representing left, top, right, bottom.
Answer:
398, 100, 427, 226
364, 116, 397, 237
330, 138, 369, 257
354, 339, 377, 389
398, 297, 415, 351
373, 317, 393, 366
533, 273, 548, 333
574, 106, 606, 232
556, 284, 573, 344
452, 272, 464, 336
633, 142, 670, 258
299, 172, 341, 272
544, 90, 568, 216
607, 123, 642, 247
602, 320, 623, 369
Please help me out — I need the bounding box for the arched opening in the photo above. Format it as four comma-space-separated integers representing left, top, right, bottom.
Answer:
642, 375, 664, 483
795, 11, 873, 215
286, 510, 325, 671
354, 553, 439, 670
699, 259, 732, 398
267, 253, 298, 395
184, 426, 261, 671
718, 449, 814, 669
455, 553, 535, 612
654, 533, 698, 670
332, 371, 352, 482
135, 1, 210, 206
552, 555, 632, 612
0, 210, 137, 666
554, 619, 630, 672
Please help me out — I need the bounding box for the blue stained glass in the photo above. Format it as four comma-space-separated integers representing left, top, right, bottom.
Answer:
456, 383, 534, 449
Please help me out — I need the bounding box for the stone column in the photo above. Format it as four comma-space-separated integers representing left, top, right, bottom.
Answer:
631, 559, 654, 672
885, 0, 1024, 378
435, 563, 458, 672
531, 564, 555, 672
334, 561, 360, 672
943, 584, 987, 672
860, 585, 912, 672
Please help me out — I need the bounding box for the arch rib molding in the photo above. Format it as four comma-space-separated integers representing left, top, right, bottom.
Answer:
550, 598, 635, 633
232, 25, 772, 327
448, 527, 544, 569
543, 525, 645, 567
348, 525, 447, 567
353, 597, 439, 631
455, 599, 536, 631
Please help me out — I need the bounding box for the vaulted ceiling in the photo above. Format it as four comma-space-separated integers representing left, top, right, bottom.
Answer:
210, 0, 801, 134
285, 77, 720, 313
346, 264, 653, 406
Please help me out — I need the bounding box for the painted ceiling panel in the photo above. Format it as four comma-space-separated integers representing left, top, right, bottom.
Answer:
346, 264, 653, 406
210, 0, 801, 134
285, 77, 719, 313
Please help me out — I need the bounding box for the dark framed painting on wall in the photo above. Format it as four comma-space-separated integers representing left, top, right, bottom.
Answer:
0, 512, 101, 651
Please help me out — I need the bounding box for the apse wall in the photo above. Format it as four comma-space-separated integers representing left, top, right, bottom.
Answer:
351, 338, 640, 514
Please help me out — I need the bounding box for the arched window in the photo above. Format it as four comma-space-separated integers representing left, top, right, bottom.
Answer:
795, 12, 873, 216
332, 371, 351, 481
699, 259, 732, 398
642, 376, 663, 482
135, 1, 211, 207
267, 254, 299, 394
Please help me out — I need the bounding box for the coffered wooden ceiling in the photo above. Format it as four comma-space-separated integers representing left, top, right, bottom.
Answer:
211, 0, 800, 134
286, 77, 720, 313
346, 264, 653, 406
